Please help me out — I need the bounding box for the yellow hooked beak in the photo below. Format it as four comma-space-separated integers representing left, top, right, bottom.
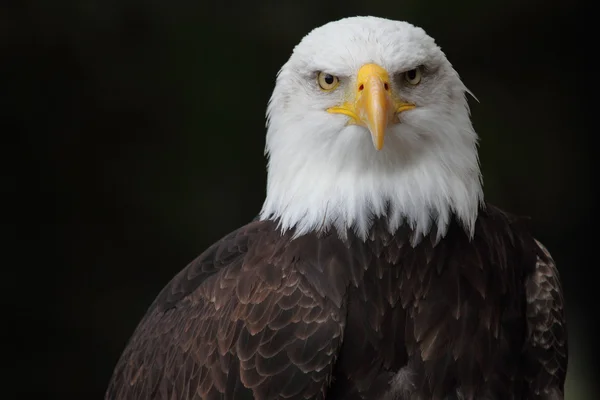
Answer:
327, 63, 415, 150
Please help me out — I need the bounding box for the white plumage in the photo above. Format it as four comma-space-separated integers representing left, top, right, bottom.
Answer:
260, 16, 483, 243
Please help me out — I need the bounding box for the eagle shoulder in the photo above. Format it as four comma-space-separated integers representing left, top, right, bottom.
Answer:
524, 239, 568, 399
105, 220, 347, 400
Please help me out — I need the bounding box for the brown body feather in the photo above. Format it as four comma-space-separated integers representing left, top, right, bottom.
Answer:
105, 203, 567, 400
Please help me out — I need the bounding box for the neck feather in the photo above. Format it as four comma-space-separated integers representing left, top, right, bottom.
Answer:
259, 101, 483, 243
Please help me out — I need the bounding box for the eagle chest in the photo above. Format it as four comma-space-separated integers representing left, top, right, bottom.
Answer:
335, 227, 528, 397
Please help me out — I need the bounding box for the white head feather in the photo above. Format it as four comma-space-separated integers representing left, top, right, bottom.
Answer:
259, 16, 483, 242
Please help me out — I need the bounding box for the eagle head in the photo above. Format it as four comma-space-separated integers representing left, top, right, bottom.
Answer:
260, 16, 483, 242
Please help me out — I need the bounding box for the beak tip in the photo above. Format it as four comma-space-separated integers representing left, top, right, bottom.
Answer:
371, 135, 384, 151
373, 137, 383, 151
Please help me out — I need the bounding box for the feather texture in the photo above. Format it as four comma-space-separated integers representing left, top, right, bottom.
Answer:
105, 204, 567, 400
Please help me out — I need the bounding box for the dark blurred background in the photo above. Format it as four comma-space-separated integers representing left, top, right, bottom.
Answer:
7, 0, 595, 399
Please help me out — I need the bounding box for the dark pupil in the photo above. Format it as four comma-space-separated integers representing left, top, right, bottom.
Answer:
324, 74, 334, 85
407, 69, 417, 80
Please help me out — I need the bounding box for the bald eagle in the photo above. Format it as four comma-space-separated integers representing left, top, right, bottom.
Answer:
105, 16, 567, 400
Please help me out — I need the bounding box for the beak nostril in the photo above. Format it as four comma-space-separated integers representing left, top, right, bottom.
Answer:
358, 84, 364, 91
384, 82, 389, 91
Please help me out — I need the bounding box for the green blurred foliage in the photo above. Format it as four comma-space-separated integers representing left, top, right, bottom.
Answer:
7, 0, 594, 398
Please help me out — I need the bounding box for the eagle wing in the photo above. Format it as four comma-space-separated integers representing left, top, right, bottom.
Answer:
524, 239, 568, 399
105, 221, 345, 400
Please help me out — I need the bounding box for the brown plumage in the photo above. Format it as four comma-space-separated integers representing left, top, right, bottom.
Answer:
105, 204, 567, 399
